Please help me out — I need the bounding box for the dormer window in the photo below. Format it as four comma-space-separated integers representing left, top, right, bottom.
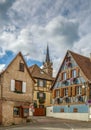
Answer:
19, 63, 24, 72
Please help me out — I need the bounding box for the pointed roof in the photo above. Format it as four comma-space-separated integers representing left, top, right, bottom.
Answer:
51, 50, 91, 90
29, 64, 54, 81
69, 50, 91, 81
0, 52, 35, 83
45, 45, 50, 62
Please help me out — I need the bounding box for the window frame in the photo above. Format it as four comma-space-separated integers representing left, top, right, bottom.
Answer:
72, 69, 76, 78
63, 72, 67, 80
55, 89, 60, 97
76, 86, 82, 95
15, 80, 22, 93
13, 107, 21, 117
19, 63, 24, 72
64, 88, 68, 96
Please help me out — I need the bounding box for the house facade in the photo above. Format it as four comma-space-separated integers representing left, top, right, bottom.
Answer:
29, 46, 54, 112
0, 52, 34, 126
47, 50, 91, 121
29, 64, 54, 109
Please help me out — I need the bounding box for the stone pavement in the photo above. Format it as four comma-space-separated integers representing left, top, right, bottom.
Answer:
0, 116, 91, 130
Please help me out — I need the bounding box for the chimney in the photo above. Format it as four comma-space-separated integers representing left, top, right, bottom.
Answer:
90, 53, 91, 62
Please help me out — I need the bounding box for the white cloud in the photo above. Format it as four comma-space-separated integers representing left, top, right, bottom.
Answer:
73, 33, 91, 56
0, 0, 91, 76
0, 64, 5, 72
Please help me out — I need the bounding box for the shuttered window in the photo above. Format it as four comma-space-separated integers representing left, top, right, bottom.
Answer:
11, 80, 26, 93
15, 80, 22, 92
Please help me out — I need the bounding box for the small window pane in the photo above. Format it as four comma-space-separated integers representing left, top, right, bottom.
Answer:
13, 107, 20, 116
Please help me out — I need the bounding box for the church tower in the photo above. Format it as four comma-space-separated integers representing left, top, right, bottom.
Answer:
42, 45, 53, 77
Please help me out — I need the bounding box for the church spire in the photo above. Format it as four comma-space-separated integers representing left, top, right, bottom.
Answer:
42, 45, 53, 77
46, 45, 50, 62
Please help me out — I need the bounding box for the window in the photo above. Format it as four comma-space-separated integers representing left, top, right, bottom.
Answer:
15, 80, 22, 93
63, 72, 67, 80
19, 63, 24, 72
13, 107, 20, 117
60, 108, 64, 112
11, 80, 26, 93
72, 69, 76, 78
76, 86, 82, 95
73, 108, 78, 112
55, 90, 60, 97
64, 88, 68, 96
37, 92, 46, 99
39, 105, 44, 108
23, 108, 29, 117
39, 80, 43, 87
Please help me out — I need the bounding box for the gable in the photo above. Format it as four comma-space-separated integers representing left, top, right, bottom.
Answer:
2, 52, 35, 83
52, 51, 86, 89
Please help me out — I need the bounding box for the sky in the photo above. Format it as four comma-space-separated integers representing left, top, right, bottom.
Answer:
0, 0, 91, 76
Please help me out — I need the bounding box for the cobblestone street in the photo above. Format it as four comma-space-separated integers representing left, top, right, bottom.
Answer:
0, 116, 91, 130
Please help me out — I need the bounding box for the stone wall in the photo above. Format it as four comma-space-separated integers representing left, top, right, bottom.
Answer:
2, 54, 34, 102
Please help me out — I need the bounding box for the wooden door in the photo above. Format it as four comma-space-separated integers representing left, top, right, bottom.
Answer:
33, 108, 46, 116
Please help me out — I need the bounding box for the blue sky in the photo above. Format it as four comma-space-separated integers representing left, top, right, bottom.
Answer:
0, 0, 91, 76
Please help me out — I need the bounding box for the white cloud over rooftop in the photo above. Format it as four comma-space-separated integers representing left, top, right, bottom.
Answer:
0, 0, 91, 76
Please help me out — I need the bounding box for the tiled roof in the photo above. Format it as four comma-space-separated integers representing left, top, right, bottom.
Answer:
29, 64, 54, 81
69, 50, 91, 81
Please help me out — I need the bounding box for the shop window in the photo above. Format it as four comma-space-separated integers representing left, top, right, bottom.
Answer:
19, 63, 24, 72
13, 107, 20, 117
73, 108, 78, 112
23, 108, 29, 117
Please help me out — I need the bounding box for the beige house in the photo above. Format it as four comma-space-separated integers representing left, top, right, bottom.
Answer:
0, 52, 35, 126
29, 46, 54, 116
29, 64, 54, 109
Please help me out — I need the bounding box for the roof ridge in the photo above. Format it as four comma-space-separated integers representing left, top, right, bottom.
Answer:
68, 50, 89, 59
